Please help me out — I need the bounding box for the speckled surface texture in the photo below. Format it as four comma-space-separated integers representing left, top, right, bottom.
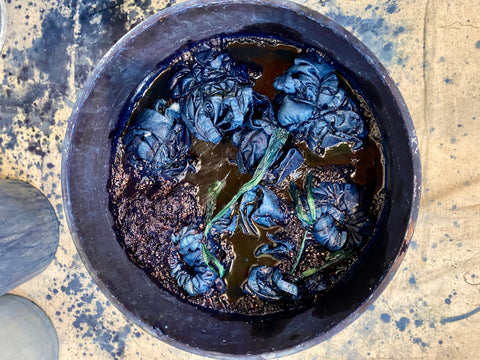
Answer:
1, 0, 478, 359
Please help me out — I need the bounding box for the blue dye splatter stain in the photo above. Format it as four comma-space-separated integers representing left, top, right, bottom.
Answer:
386, 0, 399, 14
395, 317, 410, 331
476, 40, 480, 49
410, 240, 418, 250
414, 319, 423, 327
80, 292, 95, 305
325, 2, 407, 64
413, 337, 428, 347
393, 26, 405, 36
61, 274, 83, 296
73, 301, 132, 359
409, 275, 417, 286
380, 313, 391, 323
48, 258, 134, 358
445, 77, 453, 84
0, 0, 157, 176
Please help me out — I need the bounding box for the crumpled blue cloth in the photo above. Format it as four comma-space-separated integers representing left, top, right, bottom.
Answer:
263, 148, 304, 185
304, 272, 328, 294
231, 128, 270, 174
208, 206, 238, 236
252, 186, 288, 228
238, 186, 289, 236
255, 238, 294, 260
274, 52, 367, 154
310, 182, 372, 250
231, 92, 279, 173
243, 265, 298, 300
170, 227, 220, 296
171, 49, 254, 144
124, 100, 193, 179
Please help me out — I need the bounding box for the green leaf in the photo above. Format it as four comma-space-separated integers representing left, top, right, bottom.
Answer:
289, 181, 313, 226
204, 178, 227, 224
290, 230, 308, 275
202, 244, 225, 278
302, 267, 319, 277
204, 128, 289, 235
306, 172, 316, 221
301, 247, 356, 278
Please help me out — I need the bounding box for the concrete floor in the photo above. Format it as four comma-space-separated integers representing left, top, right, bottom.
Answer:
1, 0, 479, 359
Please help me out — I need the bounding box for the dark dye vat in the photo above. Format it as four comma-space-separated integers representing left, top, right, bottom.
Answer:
64, 1, 421, 356
108, 36, 385, 317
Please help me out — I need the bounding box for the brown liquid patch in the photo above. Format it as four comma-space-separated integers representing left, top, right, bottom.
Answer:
298, 138, 384, 196
350, 137, 384, 196
225, 227, 278, 302
228, 40, 299, 100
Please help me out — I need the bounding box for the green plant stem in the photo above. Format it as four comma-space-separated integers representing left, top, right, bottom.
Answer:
306, 172, 316, 220
301, 247, 356, 278
290, 230, 308, 275
204, 178, 227, 224
202, 244, 225, 278
204, 128, 289, 236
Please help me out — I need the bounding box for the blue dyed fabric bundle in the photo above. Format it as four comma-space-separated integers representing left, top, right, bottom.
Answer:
274, 52, 367, 154
208, 206, 238, 237
292, 182, 372, 251
232, 127, 304, 181
238, 186, 289, 236
124, 100, 193, 179
262, 148, 304, 185
311, 182, 372, 250
171, 49, 254, 144
169, 227, 220, 296
231, 128, 270, 174
255, 238, 294, 260
231, 92, 280, 173
243, 265, 298, 301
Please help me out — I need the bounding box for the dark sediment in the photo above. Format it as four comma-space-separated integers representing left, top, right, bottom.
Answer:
108, 134, 379, 316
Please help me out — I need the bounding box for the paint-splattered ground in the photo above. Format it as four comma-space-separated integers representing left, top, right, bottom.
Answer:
1, 0, 479, 359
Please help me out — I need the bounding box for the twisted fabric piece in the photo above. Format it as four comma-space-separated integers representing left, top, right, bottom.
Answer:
169, 227, 221, 296
124, 100, 193, 179
291, 181, 373, 251
238, 185, 289, 236
243, 265, 298, 301
255, 238, 294, 261
274, 52, 367, 154
311, 182, 372, 250
171, 49, 254, 144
